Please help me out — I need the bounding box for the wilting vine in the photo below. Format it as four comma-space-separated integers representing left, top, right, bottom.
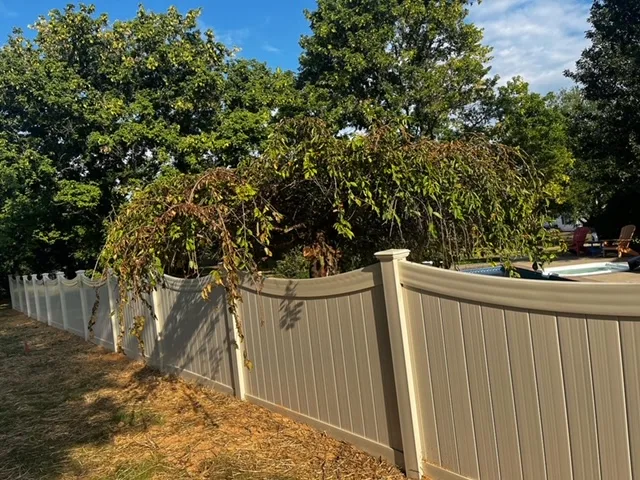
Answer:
98, 168, 280, 363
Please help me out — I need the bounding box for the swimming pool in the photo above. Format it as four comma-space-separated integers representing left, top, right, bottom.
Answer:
463, 261, 632, 280
462, 266, 572, 281
542, 262, 630, 277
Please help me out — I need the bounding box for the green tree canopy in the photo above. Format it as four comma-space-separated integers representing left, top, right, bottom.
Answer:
565, 0, 640, 236
0, 4, 297, 274
0, 140, 59, 273
0, 1, 568, 283
217, 59, 301, 164
298, 0, 495, 137
487, 78, 574, 208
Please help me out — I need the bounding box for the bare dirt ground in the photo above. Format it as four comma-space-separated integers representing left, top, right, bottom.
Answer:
0, 305, 406, 480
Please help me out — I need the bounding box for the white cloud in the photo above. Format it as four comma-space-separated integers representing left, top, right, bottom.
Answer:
262, 43, 281, 54
215, 27, 251, 48
0, 1, 17, 19
469, 0, 591, 93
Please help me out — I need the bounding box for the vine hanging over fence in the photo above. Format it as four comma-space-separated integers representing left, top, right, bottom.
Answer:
98, 118, 556, 358
98, 168, 280, 363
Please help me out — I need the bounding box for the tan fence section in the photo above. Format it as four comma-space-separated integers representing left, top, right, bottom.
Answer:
155, 275, 236, 394
8, 252, 640, 480
400, 260, 640, 480
239, 266, 404, 464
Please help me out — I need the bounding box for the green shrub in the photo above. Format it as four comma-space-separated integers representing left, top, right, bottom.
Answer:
272, 248, 310, 279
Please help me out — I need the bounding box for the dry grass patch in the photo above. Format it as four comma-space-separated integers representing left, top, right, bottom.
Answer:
0, 305, 406, 480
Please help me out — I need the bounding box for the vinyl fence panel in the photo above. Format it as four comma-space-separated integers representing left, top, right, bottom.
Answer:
156, 275, 235, 394
400, 261, 640, 480
46, 277, 65, 330
239, 265, 404, 464
7, 252, 640, 480
60, 278, 85, 337
10, 276, 24, 313
34, 279, 48, 323
24, 276, 35, 318
121, 291, 159, 364
8, 275, 16, 310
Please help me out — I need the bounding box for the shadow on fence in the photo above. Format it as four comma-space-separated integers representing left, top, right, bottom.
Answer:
278, 282, 304, 331
157, 281, 234, 391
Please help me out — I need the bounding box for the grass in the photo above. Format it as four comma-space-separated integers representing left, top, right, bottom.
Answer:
101, 456, 183, 480
0, 304, 406, 480
199, 455, 299, 480
112, 407, 165, 429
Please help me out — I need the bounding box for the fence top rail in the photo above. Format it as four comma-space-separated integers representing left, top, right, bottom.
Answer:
162, 265, 382, 298
162, 264, 382, 298
241, 264, 383, 298
400, 260, 640, 317
79, 275, 108, 288
59, 278, 80, 287
163, 274, 211, 293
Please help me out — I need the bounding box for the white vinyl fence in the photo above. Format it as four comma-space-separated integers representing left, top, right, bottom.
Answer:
7, 251, 640, 480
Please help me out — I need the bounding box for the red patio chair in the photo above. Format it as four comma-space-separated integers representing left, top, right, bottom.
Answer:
568, 226, 591, 256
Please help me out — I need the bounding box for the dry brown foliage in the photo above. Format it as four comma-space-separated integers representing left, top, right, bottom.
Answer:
0, 306, 407, 480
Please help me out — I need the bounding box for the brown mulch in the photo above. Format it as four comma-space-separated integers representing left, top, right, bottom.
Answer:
0, 305, 407, 480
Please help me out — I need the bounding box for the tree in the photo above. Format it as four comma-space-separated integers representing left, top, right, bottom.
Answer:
565, 0, 640, 236
0, 140, 59, 274
102, 117, 555, 286
0, 5, 242, 273
217, 59, 301, 165
550, 88, 599, 218
100, 117, 556, 348
298, 0, 495, 137
488, 78, 574, 209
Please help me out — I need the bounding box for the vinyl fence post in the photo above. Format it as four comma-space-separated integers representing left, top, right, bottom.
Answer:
229, 297, 247, 400
106, 272, 119, 353
76, 270, 90, 341
150, 283, 164, 368
23, 275, 31, 318
8, 275, 16, 311
17, 276, 25, 313
42, 273, 53, 326
56, 272, 69, 331
32, 274, 42, 322
375, 249, 424, 479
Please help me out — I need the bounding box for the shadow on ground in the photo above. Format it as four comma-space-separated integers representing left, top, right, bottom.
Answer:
0, 304, 268, 480
0, 305, 406, 480
0, 304, 148, 479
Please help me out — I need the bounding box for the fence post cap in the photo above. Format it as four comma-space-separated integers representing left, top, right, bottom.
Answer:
375, 249, 410, 262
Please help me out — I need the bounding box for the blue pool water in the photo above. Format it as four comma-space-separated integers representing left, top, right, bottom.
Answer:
543, 262, 629, 277
463, 266, 572, 281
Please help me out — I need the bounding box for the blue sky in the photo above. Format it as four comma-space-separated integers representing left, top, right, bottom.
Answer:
468, 0, 592, 93
0, 0, 593, 93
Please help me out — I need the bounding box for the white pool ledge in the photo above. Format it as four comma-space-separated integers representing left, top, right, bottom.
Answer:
542, 261, 630, 277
